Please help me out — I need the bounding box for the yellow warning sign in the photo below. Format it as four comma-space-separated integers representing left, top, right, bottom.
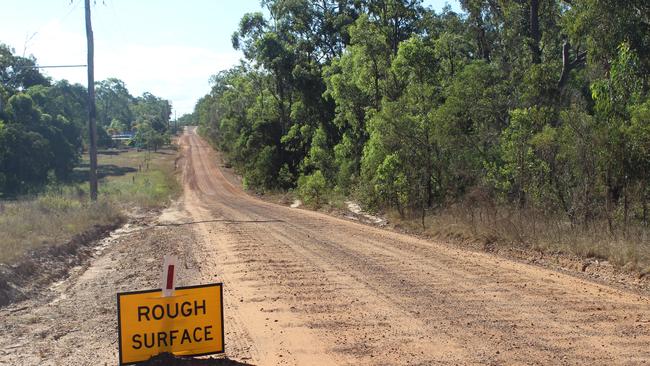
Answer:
117, 283, 224, 365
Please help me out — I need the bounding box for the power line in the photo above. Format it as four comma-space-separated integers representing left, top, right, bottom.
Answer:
20, 0, 82, 57
14, 64, 87, 69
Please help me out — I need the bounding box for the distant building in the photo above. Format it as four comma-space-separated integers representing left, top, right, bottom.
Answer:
110, 132, 134, 147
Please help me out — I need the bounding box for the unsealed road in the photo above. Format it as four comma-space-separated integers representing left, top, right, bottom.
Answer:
1, 128, 649, 365
179, 128, 649, 365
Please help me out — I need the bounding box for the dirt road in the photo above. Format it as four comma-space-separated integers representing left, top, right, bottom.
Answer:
2, 128, 649, 365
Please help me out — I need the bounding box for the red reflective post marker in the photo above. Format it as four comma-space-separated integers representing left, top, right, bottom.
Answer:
166, 265, 174, 289
161, 255, 177, 297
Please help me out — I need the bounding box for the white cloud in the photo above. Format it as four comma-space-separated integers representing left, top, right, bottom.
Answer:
95, 43, 239, 114
2, 19, 88, 83
6, 19, 240, 115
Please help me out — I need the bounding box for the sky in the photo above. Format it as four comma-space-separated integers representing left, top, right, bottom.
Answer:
2, 0, 460, 116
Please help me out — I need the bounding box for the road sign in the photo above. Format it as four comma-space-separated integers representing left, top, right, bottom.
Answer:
117, 283, 224, 365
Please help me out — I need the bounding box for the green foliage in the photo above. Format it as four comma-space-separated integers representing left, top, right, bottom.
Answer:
132, 123, 170, 151
333, 133, 358, 191
0, 43, 49, 92
373, 154, 408, 215
629, 98, 650, 166
0, 44, 171, 196
297, 170, 327, 206
132, 92, 171, 134
245, 145, 280, 190
176, 113, 196, 127
498, 107, 552, 206
195, 0, 650, 235
108, 118, 127, 134
96, 78, 135, 130
302, 126, 334, 179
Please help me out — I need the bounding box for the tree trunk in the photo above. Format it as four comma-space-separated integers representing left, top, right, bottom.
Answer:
558, 40, 587, 89
518, 149, 526, 209
397, 197, 404, 219
643, 182, 648, 227
448, 45, 455, 76
558, 40, 571, 88
479, 27, 491, 61
623, 177, 629, 235
530, 0, 541, 64
552, 168, 573, 225
421, 198, 426, 230
425, 132, 434, 208
372, 58, 380, 109
583, 180, 591, 229
392, 16, 399, 56
606, 170, 614, 235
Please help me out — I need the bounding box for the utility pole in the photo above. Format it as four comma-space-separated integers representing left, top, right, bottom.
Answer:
166, 102, 170, 131
85, 0, 98, 201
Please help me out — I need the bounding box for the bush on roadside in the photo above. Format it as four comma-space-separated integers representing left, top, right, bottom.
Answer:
297, 170, 327, 207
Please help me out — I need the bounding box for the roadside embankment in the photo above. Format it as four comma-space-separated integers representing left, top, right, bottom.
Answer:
0, 147, 180, 307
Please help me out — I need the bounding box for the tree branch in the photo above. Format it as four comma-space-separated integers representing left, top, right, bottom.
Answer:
558, 40, 587, 89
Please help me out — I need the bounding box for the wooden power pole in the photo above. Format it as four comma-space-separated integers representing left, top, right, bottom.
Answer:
85, 0, 98, 201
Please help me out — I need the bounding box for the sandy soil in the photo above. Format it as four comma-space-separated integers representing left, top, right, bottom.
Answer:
1, 127, 649, 365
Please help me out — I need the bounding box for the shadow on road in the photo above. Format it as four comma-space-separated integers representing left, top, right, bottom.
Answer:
155, 219, 285, 227
135, 353, 254, 366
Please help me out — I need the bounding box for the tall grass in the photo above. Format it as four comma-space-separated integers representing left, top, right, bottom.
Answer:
0, 195, 121, 264
390, 203, 650, 271
0, 148, 180, 264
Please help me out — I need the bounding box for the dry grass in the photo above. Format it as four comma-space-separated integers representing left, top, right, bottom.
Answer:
0, 197, 121, 264
95, 148, 181, 209
390, 204, 650, 271
0, 147, 180, 264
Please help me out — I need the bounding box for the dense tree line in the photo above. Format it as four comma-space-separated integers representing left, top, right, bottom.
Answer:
98, 78, 173, 151
0, 44, 172, 196
195, 0, 650, 233
175, 112, 197, 128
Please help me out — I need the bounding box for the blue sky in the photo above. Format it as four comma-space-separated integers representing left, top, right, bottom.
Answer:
2, 1, 460, 115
